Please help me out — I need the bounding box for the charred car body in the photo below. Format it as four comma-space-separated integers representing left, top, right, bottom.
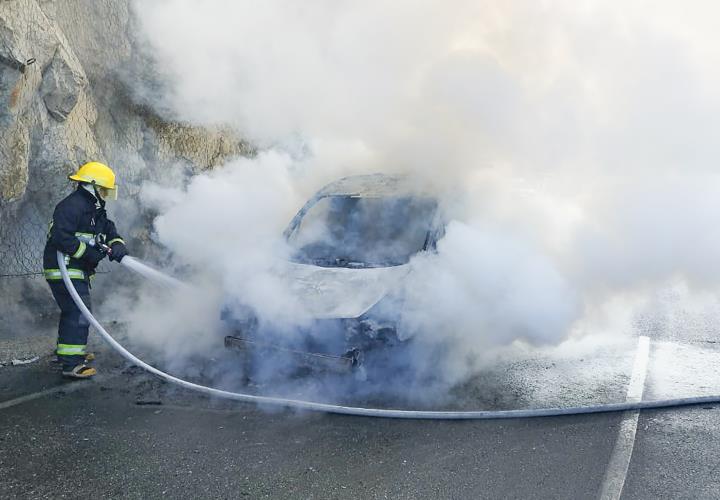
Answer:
222, 173, 446, 377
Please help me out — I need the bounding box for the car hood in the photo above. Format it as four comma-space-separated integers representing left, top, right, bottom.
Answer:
280, 262, 410, 319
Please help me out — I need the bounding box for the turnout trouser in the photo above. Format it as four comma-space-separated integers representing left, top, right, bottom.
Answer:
48, 280, 92, 370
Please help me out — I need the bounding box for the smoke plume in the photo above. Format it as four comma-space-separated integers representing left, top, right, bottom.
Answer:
122, 0, 720, 394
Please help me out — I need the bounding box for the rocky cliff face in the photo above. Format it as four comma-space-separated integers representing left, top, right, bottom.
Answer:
0, 0, 250, 336
0, 0, 250, 272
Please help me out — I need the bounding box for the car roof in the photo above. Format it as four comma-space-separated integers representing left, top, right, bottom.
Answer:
316, 173, 432, 198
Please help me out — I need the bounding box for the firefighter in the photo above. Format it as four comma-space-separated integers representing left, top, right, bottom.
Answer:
42, 162, 129, 378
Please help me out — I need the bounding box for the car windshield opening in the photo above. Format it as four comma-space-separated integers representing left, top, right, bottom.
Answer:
289, 195, 437, 268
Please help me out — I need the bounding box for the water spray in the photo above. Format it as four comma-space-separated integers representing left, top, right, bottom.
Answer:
120, 256, 188, 290
58, 250, 720, 419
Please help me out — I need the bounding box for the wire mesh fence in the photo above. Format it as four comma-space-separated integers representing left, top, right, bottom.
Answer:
1, 1, 250, 281
0, 202, 54, 279
0, 1, 109, 279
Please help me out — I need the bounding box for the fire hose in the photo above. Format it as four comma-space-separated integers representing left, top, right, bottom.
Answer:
58, 250, 720, 420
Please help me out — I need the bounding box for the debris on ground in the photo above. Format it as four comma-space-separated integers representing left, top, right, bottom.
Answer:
135, 400, 163, 406
11, 356, 40, 366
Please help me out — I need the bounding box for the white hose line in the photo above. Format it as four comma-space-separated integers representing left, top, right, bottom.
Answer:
59, 251, 720, 420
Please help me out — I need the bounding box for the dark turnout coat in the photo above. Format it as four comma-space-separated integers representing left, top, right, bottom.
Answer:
42, 187, 124, 281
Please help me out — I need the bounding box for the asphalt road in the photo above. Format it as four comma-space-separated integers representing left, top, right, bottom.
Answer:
3, 314, 720, 499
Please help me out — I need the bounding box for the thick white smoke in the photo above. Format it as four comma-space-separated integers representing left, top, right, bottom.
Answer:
125, 1, 720, 391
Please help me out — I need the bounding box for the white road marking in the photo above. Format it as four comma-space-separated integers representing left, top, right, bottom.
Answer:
0, 379, 97, 410
598, 335, 651, 500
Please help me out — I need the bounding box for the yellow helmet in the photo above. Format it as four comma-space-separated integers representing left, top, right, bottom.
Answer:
68, 162, 118, 199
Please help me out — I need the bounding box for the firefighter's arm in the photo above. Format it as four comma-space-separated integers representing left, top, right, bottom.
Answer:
49, 203, 87, 259
105, 219, 128, 262
50, 202, 105, 265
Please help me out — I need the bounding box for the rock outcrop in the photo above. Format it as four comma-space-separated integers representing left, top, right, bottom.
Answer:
0, 0, 250, 275
0, 0, 251, 337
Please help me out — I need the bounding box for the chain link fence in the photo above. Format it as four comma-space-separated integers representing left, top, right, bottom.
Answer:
0, 0, 120, 279
0, 201, 56, 279
1, 1, 250, 283
0, 0, 211, 338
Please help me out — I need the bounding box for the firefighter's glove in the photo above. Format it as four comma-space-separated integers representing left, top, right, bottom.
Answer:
84, 246, 107, 266
109, 242, 128, 263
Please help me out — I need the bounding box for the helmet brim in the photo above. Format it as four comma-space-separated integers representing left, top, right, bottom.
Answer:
68, 174, 118, 191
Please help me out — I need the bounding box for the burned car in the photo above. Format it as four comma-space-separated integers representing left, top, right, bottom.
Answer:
222, 173, 445, 378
